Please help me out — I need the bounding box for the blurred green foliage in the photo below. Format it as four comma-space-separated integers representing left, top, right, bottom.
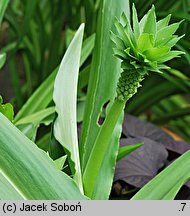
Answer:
0, 0, 190, 141
0, 0, 190, 200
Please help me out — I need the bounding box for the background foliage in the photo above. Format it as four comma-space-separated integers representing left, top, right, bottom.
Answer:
0, 0, 189, 141
0, 0, 190, 200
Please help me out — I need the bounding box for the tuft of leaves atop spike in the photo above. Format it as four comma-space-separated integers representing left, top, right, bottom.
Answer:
111, 4, 185, 101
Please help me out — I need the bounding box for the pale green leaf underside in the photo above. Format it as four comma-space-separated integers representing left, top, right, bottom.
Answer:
53, 24, 84, 193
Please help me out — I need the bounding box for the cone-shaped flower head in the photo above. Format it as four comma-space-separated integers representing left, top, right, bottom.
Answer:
111, 4, 185, 101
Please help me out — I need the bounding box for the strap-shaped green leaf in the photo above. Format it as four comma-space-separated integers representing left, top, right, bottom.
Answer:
0, 113, 86, 199
80, 0, 130, 199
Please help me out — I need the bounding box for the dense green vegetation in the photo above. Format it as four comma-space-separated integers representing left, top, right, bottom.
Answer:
0, 0, 190, 200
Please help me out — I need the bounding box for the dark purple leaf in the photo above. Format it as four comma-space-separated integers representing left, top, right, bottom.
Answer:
123, 114, 173, 143
114, 137, 168, 188
166, 140, 190, 155
123, 114, 190, 155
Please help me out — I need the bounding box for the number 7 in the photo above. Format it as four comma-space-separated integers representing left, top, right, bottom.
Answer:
181, 203, 186, 211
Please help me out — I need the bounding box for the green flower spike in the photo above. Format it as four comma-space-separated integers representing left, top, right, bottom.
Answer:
111, 4, 185, 101
83, 5, 185, 198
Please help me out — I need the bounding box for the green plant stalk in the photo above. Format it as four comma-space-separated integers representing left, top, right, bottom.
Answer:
83, 98, 125, 197
83, 68, 144, 198
83, 3, 184, 197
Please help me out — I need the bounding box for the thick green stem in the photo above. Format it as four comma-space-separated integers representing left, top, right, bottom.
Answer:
83, 98, 125, 198
83, 69, 143, 198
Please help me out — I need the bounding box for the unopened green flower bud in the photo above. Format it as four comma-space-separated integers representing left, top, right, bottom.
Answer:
116, 70, 143, 101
